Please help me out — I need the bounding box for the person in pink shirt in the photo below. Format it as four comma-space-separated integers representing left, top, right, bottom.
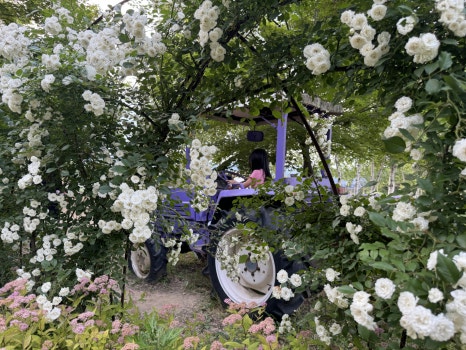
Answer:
228, 148, 272, 188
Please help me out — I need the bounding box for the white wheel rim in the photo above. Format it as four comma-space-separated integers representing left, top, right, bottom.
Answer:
215, 228, 275, 305
130, 245, 151, 279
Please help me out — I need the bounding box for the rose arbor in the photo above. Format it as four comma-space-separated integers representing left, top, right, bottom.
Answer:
0, 0, 465, 348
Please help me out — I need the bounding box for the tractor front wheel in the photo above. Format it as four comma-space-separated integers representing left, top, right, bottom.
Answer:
207, 224, 304, 319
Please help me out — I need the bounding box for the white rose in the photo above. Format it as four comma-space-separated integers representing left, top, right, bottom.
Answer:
427, 249, 445, 270
325, 268, 340, 282
428, 288, 444, 303
409, 305, 436, 338
395, 96, 413, 113
277, 269, 289, 284
368, 4, 387, 21
374, 278, 396, 299
352, 291, 371, 306
289, 273, 302, 287
452, 139, 466, 162
430, 314, 455, 342
397, 291, 418, 314
354, 206, 366, 217
280, 287, 295, 301
41, 282, 52, 293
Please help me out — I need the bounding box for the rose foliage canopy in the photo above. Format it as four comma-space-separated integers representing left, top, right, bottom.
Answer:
0, 0, 465, 347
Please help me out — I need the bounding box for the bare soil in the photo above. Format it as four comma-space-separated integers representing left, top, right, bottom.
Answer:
125, 252, 226, 323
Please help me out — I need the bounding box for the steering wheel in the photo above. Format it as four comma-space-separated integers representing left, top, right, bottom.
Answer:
217, 170, 247, 190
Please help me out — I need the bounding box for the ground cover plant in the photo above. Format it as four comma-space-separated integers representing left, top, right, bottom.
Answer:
0, 0, 465, 349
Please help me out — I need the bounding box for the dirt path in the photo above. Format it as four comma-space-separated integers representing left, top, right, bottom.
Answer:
125, 252, 226, 322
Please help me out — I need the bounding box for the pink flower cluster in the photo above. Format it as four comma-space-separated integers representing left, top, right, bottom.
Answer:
224, 299, 261, 315
248, 316, 275, 335
0, 278, 43, 333
71, 274, 118, 296
111, 318, 139, 344
183, 336, 200, 349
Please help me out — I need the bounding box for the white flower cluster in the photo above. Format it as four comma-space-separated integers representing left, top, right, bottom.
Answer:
350, 291, 377, 330
341, 5, 391, 67
303, 43, 331, 75
396, 16, 416, 35
392, 201, 417, 222
78, 27, 128, 78
168, 113, 184, 130
436, 0, 466, 37
314, 317, 341, 345
82, 90, 105, 116
44, 16, 62, 36
18, 156, 42, 189
122, 11, 147, 42
405, 33, 440, 64
187, 139, 217, 212
1, 222, 20, 243
41, 74, 55, 92
324, 284, 349, 308
42, 54, 61, 72
98, 219, 122, 234
272, 269, 302, 301
48, 191, 70, 212
283, 184, 305, 207
63, 231, 85, 256
122, 11, 167, 57
398, 291, 455, 341
111, 183, 158, 243
452, 138, 466, 176
325, 268, 341, 282
31, 234, 61, 263
216, 235, 240, 281
384, 96, 424, 151
194, 1, 226, 62
0, 22, 31, 61
391, 251, 466, 342
143, 32, 167, 58
166, 240, 182, 265
278, 314, 295, 334
1, 87, 23, 114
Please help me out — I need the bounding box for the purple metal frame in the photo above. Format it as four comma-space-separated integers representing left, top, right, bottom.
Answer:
275, 114, 287, 181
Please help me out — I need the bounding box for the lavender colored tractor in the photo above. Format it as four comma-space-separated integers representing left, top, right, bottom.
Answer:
129, 98, 342, 318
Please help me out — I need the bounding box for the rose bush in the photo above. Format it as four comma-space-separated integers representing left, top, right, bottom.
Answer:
0, 0, 465, 349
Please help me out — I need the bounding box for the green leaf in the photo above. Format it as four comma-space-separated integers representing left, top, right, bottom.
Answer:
456, 235, 466, 249
425, 79, 441, 94
438, 51, 453, 70
442, 38, 458, 45
371, 262, 396, 272
98, 185, 113, 194
392, 259, 406, 272
437, 253, 461, 284
424, 62, 439, 75
383, 136, 406, 154
338, 285, 356, 295
417, 178, 433, 193
368, 212, 386, 227
443, 74, 464, 94
111, 165, 127, 174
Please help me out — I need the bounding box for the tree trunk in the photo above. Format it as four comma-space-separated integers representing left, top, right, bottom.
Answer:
371, 157, 386, 192
298, 137, 314, 177
354, 162, 361, 195
388, 163, 397, 194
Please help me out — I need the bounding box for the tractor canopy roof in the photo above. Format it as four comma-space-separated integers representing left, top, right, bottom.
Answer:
205, 93, 343, 126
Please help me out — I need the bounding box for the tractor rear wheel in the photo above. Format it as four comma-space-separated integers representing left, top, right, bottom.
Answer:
129, 238, 167, 283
